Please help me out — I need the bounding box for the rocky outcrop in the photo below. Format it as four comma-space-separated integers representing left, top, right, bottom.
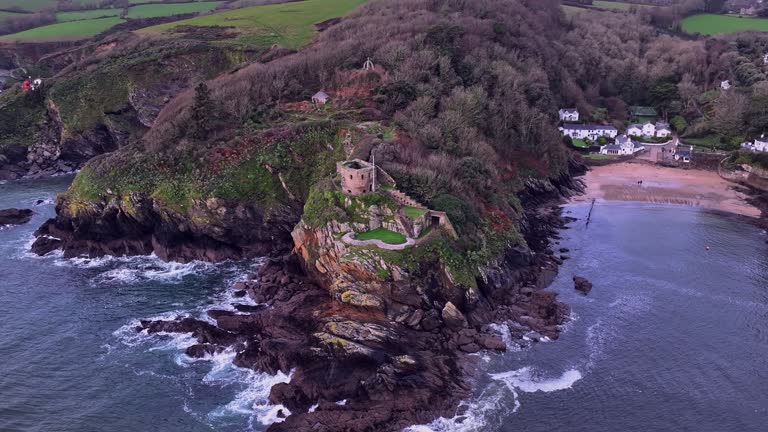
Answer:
31, 193, 301, 262
573, 276, 593, 295
0, 208, 33, 225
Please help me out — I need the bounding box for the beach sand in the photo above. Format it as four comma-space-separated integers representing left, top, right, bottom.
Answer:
573, 162, 762, 218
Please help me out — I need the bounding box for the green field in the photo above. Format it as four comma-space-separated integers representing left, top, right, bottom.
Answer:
0, 16, 124, 41
0, 10, 25, 21
126, 2, 220, 19
584, 154, 618, 160
56, 9, 121, 23
355, 228, 407, 245
0, 0, 57, 13
571, 138, 589, 148
142, 0, 370, 47
682, 14, 768, 35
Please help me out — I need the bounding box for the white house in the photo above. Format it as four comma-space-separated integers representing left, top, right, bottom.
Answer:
560, 123, 618, 140
600, 135, 645, 156
721, 80, 732, 90
312, 91, 330, 105
655, 122, 671, 138
742, 137, 768, 152
763, 53, 768, 64
558, 108, 579, 122
627, 124, 643, 137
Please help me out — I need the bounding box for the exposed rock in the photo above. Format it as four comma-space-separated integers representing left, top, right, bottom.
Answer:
441, 302, 467, 329
573, 276, 593, 295
0, 208, 33, 225
339, 290, 385, 310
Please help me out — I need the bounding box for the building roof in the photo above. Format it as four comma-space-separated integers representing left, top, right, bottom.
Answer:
656, 121, 670, 129
562, 123, 617, 131
313, 91, 330, 99
629, 106, 658, 117
559, 108, 578, 114
616, 135, 633, 146
677, 149, 692, 157
602, 144, 621, 151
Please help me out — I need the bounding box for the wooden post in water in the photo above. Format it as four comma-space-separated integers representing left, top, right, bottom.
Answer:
586, 198, 596, 227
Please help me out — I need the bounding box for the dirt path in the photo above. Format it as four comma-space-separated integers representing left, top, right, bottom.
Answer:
573, 162, 761, 218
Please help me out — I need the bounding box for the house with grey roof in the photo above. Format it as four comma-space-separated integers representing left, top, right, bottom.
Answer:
627, 121, 671, 139
558, 108, 579, 122
600, 135, 644, 156
560, 123, 618, 140
674, 146, 693, 163
312, 91, 330, 105
742, 136, 768, 152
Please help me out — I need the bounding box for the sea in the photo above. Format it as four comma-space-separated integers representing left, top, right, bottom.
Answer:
1, 176, 767, 432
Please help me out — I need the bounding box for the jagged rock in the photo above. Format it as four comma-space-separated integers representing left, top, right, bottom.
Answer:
405, 309, 423, 328
441, 302, 467, 329
185, 343, 223, 358
573, 276, 593, 294
459, 343, 480, 353
323, 321, 394, 344
559, 247, 570, 253
314, 332, 382, 361
339, 290, 385, 310
478, 335, 506, 351
421, 310, 442, 331
0, 208, 33, 225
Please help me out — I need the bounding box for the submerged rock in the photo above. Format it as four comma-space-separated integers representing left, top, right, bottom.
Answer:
0, 208, 33, 226
573, 276, 593, 295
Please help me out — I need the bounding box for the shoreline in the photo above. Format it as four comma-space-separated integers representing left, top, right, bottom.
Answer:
572, 162, 763, 219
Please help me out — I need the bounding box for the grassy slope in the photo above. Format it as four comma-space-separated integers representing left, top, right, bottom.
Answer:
141, 0, 370, 47
126, 2, 220, 19
0, 16, 124, 41
56, 9, 121, 22
682, 14, 768, 35
0, 10, 26, 21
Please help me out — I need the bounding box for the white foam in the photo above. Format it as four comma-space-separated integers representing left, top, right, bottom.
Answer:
403, 387, 509, 432
335, 399, 347, 406
491, 367, 582, 393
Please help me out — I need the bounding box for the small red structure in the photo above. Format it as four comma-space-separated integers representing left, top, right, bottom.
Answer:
22, 80, 31, 91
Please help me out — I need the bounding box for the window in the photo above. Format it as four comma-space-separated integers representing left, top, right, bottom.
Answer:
350, 175, 353, 179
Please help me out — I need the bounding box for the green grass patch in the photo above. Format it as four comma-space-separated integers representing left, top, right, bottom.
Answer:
403, 206, 427, 219
0, 11, 26, 22
682, 135, 721, 148
56, 9, 121, 22
571, 138, 589, 149
126, 2, 220, 19
141, 0, 370, 47
0, 17, 124, 41
635, 116, 657, 124
0, 0, 56, 13
583, 154, 618, 160
682, 14, 768, 35
354, 228, 407, 244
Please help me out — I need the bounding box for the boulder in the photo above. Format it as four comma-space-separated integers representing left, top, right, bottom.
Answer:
340, 290, 385, 310
441, 302, 467, 329
0, 208, 33, 225
573, 276, 593, 295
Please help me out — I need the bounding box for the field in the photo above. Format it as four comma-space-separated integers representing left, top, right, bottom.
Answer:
126, 2, 220, 19
56, 9, 121, 23
682, 14, 768, 35
572, 138, 589, 148
142, 0, 370, 47
0, 16, 124, 41
0, 0, 57, 13
0, 10, 25, 21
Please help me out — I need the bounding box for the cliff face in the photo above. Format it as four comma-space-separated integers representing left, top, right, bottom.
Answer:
0, 36, 263, 180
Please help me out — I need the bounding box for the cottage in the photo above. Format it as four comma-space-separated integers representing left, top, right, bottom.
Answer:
627, 122, 656, 138
721, 80, 732, 91
763, 53, 768, 64
674, 146, 693, 163
655, 122, 671, 138
742, 137, 768, 152
560, 123, 618, 140
312, 91, 330, 105
600, 135, 644, 156
558, 108, 579, 122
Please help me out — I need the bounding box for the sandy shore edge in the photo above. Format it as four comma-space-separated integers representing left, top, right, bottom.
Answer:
571, 162, 762, 218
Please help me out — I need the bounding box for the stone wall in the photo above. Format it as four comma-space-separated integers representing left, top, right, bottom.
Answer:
337, 160, 374, 195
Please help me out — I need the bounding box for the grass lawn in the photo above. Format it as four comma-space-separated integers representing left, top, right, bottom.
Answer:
571, 138, 589, 148
141, 0, 370, 47
0, 16, 124, 41
56, 9, 121, 22
682, 14, 768, 35
584, 153, 618, 160
355, 228, 407, 245
126, 2, 221, 19
403, 206, 428, 219
634, 116, 657, 124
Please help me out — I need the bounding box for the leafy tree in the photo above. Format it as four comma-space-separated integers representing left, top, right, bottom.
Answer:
670, 115, 688, 133
649, 75, 680, 118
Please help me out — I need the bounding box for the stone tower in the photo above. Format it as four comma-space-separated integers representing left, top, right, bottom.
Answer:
337, 159, 375, 195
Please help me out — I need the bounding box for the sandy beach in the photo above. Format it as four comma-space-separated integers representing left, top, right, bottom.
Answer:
573, 162, 762, 218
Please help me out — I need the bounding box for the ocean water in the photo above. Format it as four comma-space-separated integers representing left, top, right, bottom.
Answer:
0, 177, 287, 432
2, 178, 768, 432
